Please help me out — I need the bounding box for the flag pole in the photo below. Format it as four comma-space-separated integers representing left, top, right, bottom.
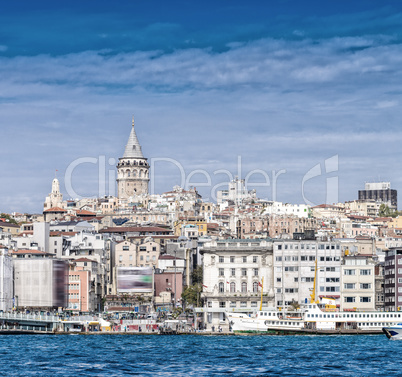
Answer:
259, 277, 264, 311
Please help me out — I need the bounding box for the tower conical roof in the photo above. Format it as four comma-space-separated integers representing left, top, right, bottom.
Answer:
123, 118, 144, 158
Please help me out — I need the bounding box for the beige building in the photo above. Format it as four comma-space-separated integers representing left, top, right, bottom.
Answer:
115, 240, 137, 267
340, 256, 375, 311
137, 238, 160, 268
344, 200, 380, 218
312, 204, 345, 219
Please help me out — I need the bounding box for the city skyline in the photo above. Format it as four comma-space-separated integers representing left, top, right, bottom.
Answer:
1, 1, 402, 213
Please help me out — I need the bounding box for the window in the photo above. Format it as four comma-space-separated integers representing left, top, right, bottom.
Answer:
230, 256, 235, 263
242, 268, 247, 276
360, 269, 371, 275
231, 268, 235, 276
254, 268, 259, 276
326, 286, 339, 292
360, 283, 371, 289
253, 256, 258, 263
219, 256, 224, 263
230, 301, 236, 308
219, 268, 224, 276
277, 278, 281, 282
345, 297, 356, 303
344, 269, 355, 275
219, 282, 224, 293
123, 246, 129, 251
230, 282, 236, 293
276, 256, 282, 261
326, 278, 339, 283
344, 283, 355, 289
360, 297, 371, 303
219, 301, 226, 308
243, 256, 247, 263
253, 282, 259, 293
241, 282, 247, 293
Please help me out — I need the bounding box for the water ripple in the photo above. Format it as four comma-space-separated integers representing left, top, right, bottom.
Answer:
0, 334, 399, 376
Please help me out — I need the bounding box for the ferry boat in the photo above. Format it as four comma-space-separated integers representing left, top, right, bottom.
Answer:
382, 324, 402, 340
227, 262, 402, 334
227, 302, 402, 334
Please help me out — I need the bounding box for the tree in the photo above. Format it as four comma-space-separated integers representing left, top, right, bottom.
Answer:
191, 266, 203, 285
0, 214, 18, 225
378, 204, 398, 218
182, 284, 203, 307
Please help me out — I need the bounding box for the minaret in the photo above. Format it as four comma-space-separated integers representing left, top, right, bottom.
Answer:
116, 117, 149, 203
44, 171, 63, 209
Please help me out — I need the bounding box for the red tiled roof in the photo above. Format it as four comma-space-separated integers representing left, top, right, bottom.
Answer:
312, 204, 343, 209
73, 257, 97, 263
12, 249, 49, 255
76, 210, 97, 216
44, 207, 67, 213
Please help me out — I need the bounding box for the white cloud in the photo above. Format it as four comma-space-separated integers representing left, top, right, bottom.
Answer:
1, 34, 402, 212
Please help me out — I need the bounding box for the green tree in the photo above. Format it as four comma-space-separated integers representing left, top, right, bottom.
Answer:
191, 266, 203, 285
378, 204, 397, 218
182, 284, 203, 307
0, 214, 18, 225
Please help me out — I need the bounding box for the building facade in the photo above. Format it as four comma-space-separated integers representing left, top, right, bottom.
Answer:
340, 256, 375, 311
200, 239, 274, 330
384, 248, 402, 311
358, 182, 397, 210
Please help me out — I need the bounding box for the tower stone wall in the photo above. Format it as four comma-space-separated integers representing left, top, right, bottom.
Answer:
117, 119, 149, 203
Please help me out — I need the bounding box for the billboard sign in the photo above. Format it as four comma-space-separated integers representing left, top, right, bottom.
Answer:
117, 267, 153, 293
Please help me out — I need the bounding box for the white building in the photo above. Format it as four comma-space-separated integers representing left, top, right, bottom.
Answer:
273, 239, 342, 308
217, 177, 257, 206
199, 239, 274, 330
0, 246, 13, 311
263, 201, 311, 218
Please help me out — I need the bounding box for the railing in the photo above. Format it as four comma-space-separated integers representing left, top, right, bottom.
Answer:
0, 313, 98, 323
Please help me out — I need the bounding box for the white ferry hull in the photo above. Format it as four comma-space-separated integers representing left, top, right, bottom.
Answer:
227, 304, 402, 334
383, 326, 402, 340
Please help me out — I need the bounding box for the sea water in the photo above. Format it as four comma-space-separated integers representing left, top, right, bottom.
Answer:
0, 334, 398, 376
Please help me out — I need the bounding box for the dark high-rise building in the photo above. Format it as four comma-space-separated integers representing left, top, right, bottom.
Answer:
358, 182, 397, 210
384, 248, 402, 311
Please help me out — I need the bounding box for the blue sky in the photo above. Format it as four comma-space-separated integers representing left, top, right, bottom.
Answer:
1, 1, 402, 213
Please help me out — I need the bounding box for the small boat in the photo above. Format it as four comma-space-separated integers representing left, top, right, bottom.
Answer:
383, 324, 402, 340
